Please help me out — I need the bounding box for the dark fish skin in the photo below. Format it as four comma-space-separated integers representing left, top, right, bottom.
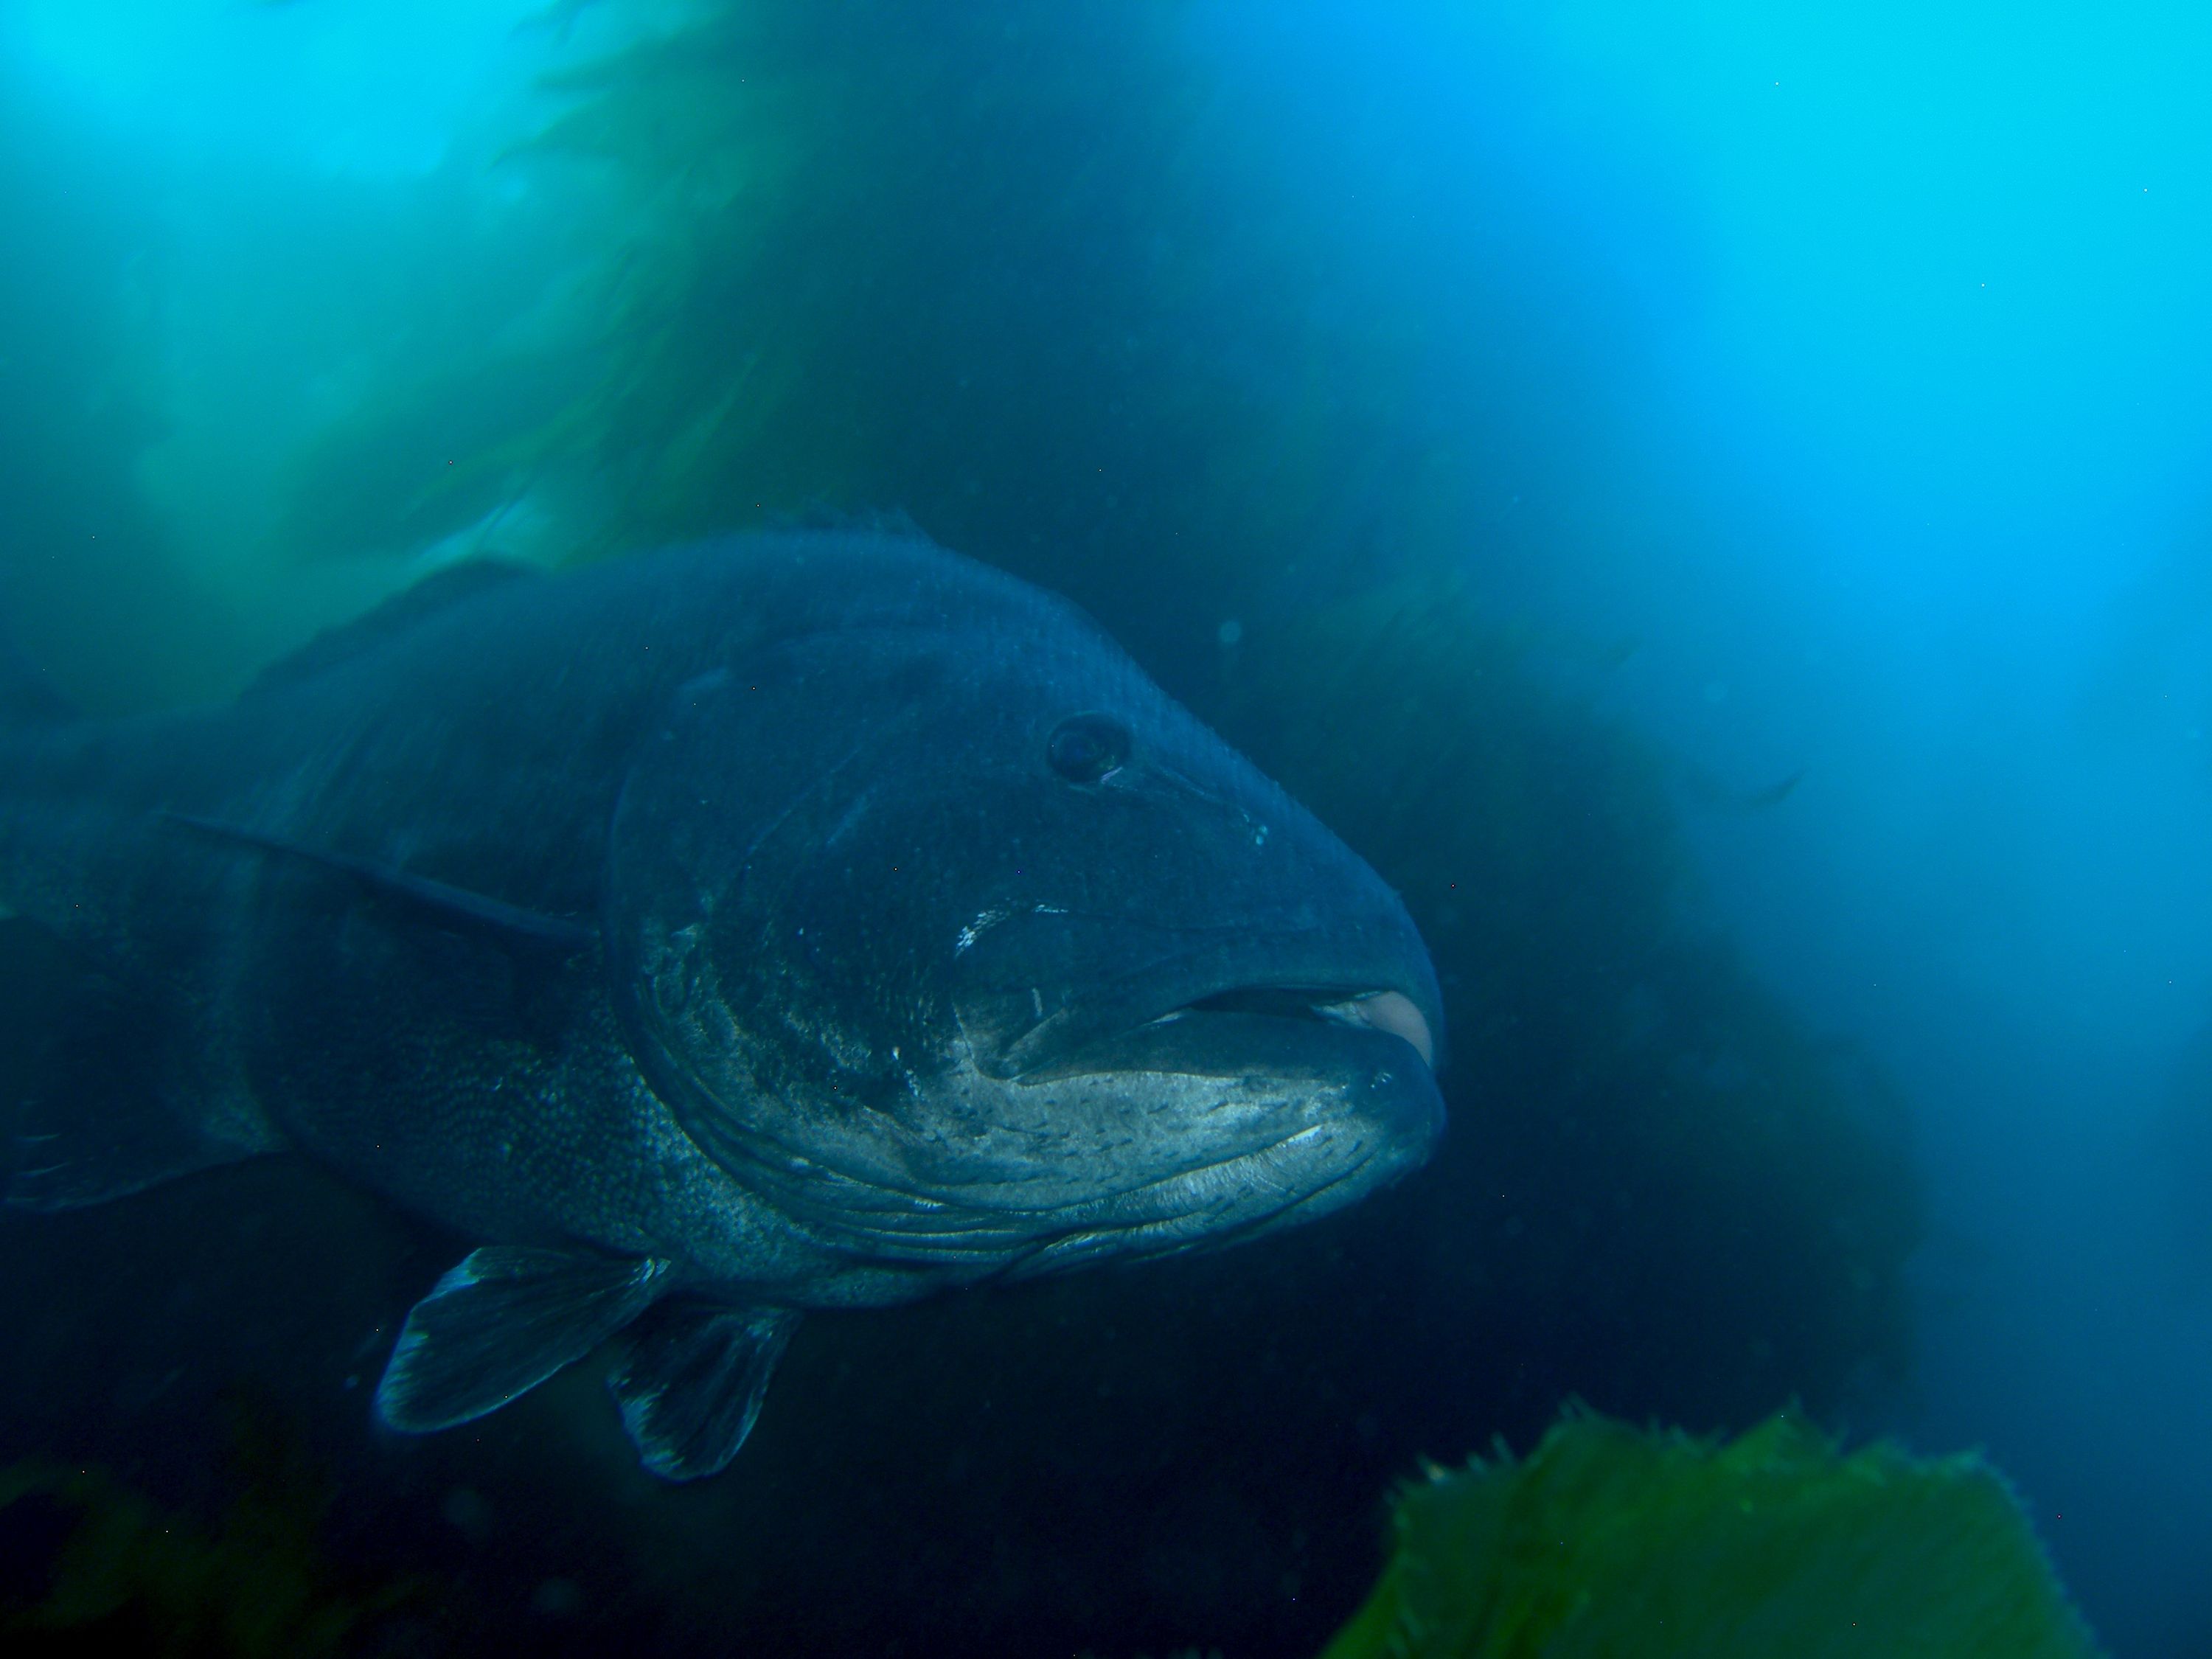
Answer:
0, 530, 1444, 1471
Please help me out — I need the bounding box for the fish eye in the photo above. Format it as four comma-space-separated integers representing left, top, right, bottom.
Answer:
1046, 712, 1131, 783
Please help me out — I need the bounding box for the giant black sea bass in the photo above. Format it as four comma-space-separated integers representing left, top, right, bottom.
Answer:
0, 532, 1444, 1479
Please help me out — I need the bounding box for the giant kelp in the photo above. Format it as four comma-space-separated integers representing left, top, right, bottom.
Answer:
7, 3, 1927, 1656
1321, 1408, 2100, 1659
264, 0, 1480, 675
0, 1405, 428, 1658
0, 65, 244, 712
1224, 580, 1921, 1431
335, 0, 1924, 1434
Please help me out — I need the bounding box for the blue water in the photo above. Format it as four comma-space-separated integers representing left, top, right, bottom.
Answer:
4, 1, 2210, 1652
1217, 10, 2212, 1644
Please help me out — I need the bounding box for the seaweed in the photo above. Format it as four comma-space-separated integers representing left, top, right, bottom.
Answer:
0, 1404, 425, 1657
48, 5, 1939, 1650
0, 61, 241, 712
1223, 577, 1921, 1432
1321, 1408, 2102, 1659
261, 0, 1425, 664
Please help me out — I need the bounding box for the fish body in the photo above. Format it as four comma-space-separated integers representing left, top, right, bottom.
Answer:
0, 531, 1444, 1475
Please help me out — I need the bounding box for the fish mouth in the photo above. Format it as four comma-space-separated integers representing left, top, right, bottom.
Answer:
704, 971, 1447, 1276
1166, 986, 1434, 1068
995, 974, 1442, 1083
952, 900, 1446, 1086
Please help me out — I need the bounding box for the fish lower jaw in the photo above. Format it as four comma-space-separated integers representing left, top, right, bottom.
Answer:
752, 1116, 1392, 1284
1000, 1124, 1403, 1278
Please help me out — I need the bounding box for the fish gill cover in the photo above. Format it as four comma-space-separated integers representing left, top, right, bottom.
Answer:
0, 1, 1952, 1655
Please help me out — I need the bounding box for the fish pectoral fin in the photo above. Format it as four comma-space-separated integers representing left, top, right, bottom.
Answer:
608, 1301, 800, 1481
162, 814, 598, 956
375, 1246, 671, 1433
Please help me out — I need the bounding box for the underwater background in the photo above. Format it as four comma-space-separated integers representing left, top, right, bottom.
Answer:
0, 1, 2206, 1653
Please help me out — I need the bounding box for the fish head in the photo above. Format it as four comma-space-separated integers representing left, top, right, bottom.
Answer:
608, 551, 1444, 1284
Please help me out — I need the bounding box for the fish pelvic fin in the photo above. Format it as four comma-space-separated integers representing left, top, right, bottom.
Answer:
374, 1246, 671, 1434
608, 1302, 800, 1481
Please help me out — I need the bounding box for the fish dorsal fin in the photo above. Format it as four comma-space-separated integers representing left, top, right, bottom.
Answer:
246, 560, 540, 698
375, 1246, 672, 1433
162, 814, 598, 954
608, 1303, 800, 1481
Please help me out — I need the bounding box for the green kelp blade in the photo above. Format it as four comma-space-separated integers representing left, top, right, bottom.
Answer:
1321, 1409, 2103, 1659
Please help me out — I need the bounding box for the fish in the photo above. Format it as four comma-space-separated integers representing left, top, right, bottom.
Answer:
0, 530, 1444, 1479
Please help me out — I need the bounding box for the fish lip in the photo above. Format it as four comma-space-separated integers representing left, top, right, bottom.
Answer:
1175, 987, 1434, 1068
